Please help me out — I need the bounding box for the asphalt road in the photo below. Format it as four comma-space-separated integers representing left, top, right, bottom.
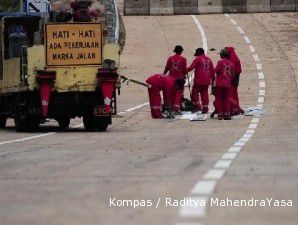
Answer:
0, 12, 297, 225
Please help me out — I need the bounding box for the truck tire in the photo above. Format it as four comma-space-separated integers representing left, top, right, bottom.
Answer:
57, 117, 70, 129
0, 116, 7, 128
14, 116, 40, 132
96, 116, 111, 132
83, 114, 96, 132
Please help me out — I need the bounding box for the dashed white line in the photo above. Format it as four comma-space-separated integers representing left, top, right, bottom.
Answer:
191, 180, 217, 195
258, 72, 265, 79
249, 123, 258, 129
228, 146, 242, 153
222, 152, 238, 160
214, 160, 232, 169
179, 196, 208, 218
229, 18, 237, 25
253, 54, 260, 62
203, 169, 226, 180
259, 81, 266, 88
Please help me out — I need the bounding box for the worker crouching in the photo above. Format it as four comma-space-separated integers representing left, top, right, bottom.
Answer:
213, 49, 235, 120
146, 74, 171, 119
187, 48, 215, 114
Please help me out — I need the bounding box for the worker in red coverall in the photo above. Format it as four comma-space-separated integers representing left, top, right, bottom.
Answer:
212, 49, 235, 120
226, 46, 244, 115
187, 48, 215, 114
146, 74, 169, 119
163, 45, 187, 113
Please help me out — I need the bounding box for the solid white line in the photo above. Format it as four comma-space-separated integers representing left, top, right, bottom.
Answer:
0, 132, 56, 146
225, 14, 231, 17
253, 54, 260, 62
203, 169, 226, 180
229, 18, 237, 25
243, 36, 251, 44
236, 26, 245, 34
0, 102, 150, 147
228, 146, 242, 153
249, 45, 255, 53
222, 152, 237, 160
191, 15, 208, 53
113, 0, 120, 43
179, 196, 208, 218
258, 97, 265, 103
214, 160, 232, 169
191, 180, 217, 195
256, 63, 263, 71
257, 104, 264, 108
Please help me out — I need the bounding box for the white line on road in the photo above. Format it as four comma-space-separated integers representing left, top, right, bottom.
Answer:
191, 180, 217, 195
191, 15, 208, 53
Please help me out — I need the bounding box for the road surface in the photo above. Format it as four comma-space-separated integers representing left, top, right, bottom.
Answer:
0, 12, 297, 225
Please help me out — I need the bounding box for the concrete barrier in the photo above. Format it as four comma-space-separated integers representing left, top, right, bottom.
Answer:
150, 0, 174, 15
124, 0, 150, 15
174, 0, 198, 14
198, 0, 223, 14
124, 0, 298, 15
270, 0, 296, 12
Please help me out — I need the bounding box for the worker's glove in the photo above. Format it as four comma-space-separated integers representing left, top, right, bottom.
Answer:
211, 86, 216, 95
176, 78, 186, 90
233, 73, 240, 87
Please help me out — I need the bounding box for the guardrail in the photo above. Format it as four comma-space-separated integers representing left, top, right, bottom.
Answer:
124, 0, 298, 15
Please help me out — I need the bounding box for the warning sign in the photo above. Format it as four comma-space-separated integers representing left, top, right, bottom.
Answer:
45, 23, 103, 66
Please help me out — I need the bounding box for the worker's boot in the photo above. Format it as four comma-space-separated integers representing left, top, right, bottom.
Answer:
164, 107, 175, 119
210, 110, 217, 119
224, 114, 232, 120
218, 114, 224, 120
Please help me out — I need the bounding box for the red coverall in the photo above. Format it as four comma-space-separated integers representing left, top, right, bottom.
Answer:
146, 74, 170, 118
214, 58, 235, 117
164, 54, 187, 112
187, 54, 215, 113
226, 46, 242, 114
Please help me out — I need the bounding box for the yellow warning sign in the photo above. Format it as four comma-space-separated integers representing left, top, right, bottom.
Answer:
45, 23, 103, 66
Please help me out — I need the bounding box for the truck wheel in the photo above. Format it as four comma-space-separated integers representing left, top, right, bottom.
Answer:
57, 117, 70, 129
28, 117, 40, 132
83, 114, 96, 132
0, 116, 7, 128
96, 116, 110, 132
14, 116, 28, 132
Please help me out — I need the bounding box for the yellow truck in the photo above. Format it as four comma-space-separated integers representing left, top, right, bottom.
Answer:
0, 12, 121, 132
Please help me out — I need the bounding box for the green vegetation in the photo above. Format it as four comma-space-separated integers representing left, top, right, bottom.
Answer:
0, 0, 20, 12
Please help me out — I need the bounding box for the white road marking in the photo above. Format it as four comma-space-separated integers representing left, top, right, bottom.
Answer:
179, 196, 208, 218
259, 90, 266, 96
253, 54, 260, 62
228, 146, 242, 153
249, 123, 258, 129
214, 160, 232, 169
176, 223, 203, 225
258, 72, 265, 79
243, 133, 253, 138
203, 169, 226, 180
229, 18, 237, 25
243, 36, 251, 44
191, 15, 208, 53
0, 102, 150, 147
246, 129, 256, 134
177, 14, 267, 224
222, 152, 238, 160
251, 118, 260, 123
236, 26, 245, 34
259, 81, 266, 88
249, 45, 256, 52
256, 63, 263, 71
191, 180, 217, 195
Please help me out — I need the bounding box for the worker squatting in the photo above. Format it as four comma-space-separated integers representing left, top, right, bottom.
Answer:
146, 45, 243, 120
